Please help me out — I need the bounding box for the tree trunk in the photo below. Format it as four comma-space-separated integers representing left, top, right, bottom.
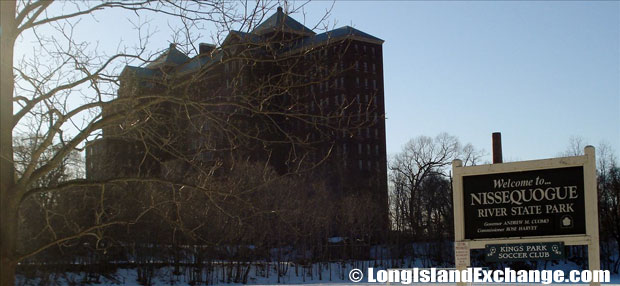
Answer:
0, 206, 18, 286
1, 1, 17, 286
0, 196, 18, 286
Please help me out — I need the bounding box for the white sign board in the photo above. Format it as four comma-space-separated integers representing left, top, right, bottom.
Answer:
455, 242, 470, 267
452, 146, 600, 278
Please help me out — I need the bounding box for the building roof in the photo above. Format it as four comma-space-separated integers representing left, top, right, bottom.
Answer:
121, 65, 161, 79
146, 44, 191, 69
287, 25, 384, 53
327, 26, 384, 43
223, 30, 264, 46
176, 53, 222, 75
252, 7, 315, 36
121, 8, 383, 80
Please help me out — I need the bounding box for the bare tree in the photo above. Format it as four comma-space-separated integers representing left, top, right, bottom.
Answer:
599, 159, 620, 273
388, 133, 483, 240
565, 140, 620, 273
560, 136, 589, 157
0, 1, 380, 284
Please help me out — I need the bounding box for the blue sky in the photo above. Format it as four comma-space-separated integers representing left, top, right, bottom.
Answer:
299, 1, 620, 162
16, 1, 620, 163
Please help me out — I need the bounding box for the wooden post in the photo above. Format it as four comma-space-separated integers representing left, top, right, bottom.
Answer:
584, 146, 601, 286
492, 132, 502, 164
452, 159, 469, 286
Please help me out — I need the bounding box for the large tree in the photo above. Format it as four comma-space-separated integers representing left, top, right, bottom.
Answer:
389, 133, 484, 239
0, 1, 362, 284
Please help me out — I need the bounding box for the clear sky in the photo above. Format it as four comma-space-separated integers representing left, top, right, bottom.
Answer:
298, 1, 619, 162
15, 1, 620, 163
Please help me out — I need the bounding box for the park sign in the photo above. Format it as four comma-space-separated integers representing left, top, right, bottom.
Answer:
452, 146, 600, 277
463, 166, 585, 239
485, 242, 565, 262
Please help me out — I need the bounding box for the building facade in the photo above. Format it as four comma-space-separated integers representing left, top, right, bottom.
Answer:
86, 7, 388, 235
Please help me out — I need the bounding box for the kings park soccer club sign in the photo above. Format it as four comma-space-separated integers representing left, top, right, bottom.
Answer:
463, 166, 586, 239
485, 242, 565, 262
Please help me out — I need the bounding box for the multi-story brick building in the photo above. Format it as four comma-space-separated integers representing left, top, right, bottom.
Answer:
86, 7, 388, 235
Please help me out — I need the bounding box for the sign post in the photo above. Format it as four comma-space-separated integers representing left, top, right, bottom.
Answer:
452, 146, 600, 285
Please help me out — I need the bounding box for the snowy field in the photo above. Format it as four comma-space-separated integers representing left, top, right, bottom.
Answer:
15, 261, 620, 286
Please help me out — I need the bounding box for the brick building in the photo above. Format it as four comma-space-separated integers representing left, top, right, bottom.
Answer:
86, 7, 388, 235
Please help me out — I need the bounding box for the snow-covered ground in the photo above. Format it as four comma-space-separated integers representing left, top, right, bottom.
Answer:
15, 261, 620, 286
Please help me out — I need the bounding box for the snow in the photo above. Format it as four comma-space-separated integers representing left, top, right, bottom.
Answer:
328, 237, 345, 244
15, 261, 620, 285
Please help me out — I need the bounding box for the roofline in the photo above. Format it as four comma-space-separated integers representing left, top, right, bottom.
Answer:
120, 65, 162, 79
282, 34, 384, 57
254, 27, 315, 37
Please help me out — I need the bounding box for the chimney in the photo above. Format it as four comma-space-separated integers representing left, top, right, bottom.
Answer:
199, 43, 216, 55
492, 132, 503, 164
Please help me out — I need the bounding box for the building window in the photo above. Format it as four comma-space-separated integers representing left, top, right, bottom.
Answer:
366, 128, 370, 138
364, 94, 369, 102
368, 161, 372, 170
364, 78, 368, 89
372, 63, 376, 74
363, 45, 367, 53
340, 77, 344, 87
375, 128, 379, 138
343, 144, 347, 154
364, 62, 368, 73
356, 77, 360, 87
375, 145, 379, 155
359, 160, 363, 170
341, 94, 345, 103
367, 144, 371, 154
371, 47, 375, 56
356, 94, 360, 103
358, 143, 362, 154
373, 79, 377, 90
355, 61, 359, 71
